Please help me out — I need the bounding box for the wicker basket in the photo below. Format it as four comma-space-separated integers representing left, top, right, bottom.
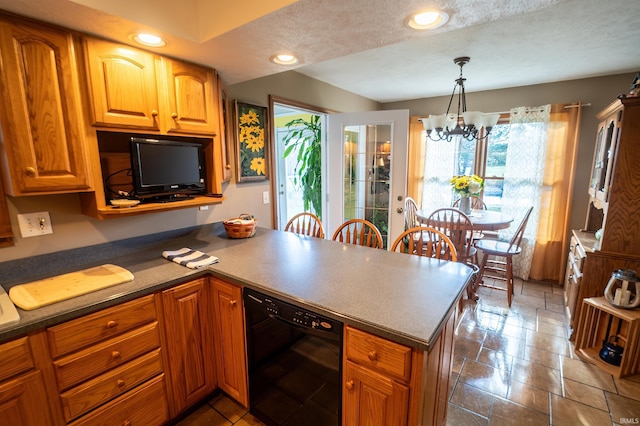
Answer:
223, 214, 256, 239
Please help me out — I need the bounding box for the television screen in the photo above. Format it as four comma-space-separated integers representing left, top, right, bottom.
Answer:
130, 137, 206, 200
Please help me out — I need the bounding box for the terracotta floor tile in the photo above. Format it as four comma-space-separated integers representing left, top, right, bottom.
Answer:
477, 347, 514, 372
211, 395, 249, 423
511, 358, 563, 394
459, 359, 510, 398
614, 375, 640, 402
525, 329, 570, 356
454, 337, 482, 361
176, 404, 232, 426
483, 331, 526, 359
563, 378, 608, 411
537, 309, 567, 326
445, 403, 488, 426
550, 393, 611, 425
537, 320, 567, 338
521, 345, 560, 371
561, 356, 617, 392
450, 381, 493, 417
489, 397, 550, 426
456, 320, 488, 342
545, 302, 565, 314
507, 379, 550, 414
606, 392, 640, 424
545, 292, 565, 306
234, 414, 267, 426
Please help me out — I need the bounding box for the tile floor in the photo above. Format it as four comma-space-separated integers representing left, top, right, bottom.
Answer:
176, 278, 640, 426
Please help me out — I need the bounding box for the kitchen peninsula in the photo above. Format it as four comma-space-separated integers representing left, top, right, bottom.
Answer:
0, 223, 472, 425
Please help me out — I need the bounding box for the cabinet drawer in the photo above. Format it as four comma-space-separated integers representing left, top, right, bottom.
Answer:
69, 373, 169, 426
345, 326, 412, 382
54, 322, 160, 391
0, 337, 34, 382
60, 348, 163, 422
47, 295, 156, 358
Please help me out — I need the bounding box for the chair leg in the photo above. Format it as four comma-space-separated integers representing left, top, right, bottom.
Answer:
506, 257, 513, 307
475, 253, 489, 295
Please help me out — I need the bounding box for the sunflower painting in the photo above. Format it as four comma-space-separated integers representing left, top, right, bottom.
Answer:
235, 101, 269, 182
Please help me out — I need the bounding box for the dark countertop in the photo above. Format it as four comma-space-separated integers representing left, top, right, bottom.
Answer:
0, 222, 473, 350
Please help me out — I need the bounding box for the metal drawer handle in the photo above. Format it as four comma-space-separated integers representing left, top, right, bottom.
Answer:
367, 350, 377, 361
106, 320, 118, 328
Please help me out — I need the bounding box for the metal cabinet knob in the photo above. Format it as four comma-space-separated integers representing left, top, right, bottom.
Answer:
25, 167, 36, 177
106, 320, 117, 328
171, 112, 178, 119
151, 110, 159, 116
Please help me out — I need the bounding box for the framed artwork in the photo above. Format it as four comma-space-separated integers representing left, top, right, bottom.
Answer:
234, 101, 269, 182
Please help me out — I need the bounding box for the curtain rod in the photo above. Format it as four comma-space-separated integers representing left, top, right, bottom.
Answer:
491, 102, 590, 115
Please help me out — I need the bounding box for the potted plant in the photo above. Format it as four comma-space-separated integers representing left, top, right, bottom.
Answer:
282, 115, 322, 218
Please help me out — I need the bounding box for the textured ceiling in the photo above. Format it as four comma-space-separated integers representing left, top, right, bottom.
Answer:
1, 0, 638, 102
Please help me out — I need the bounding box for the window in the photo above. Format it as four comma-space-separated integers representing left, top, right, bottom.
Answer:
422, 116, 510, 211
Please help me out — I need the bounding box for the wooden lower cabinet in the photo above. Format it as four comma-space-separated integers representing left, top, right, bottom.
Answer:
68, 374, 168, 426
211, 278, 248, 406
343, 304, 458, 426
343, 360, 410, 425
46, 295, 165, 424
159, 277, 217, 416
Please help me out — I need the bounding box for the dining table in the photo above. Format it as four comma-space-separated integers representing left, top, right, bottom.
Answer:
416, 208, 514, 232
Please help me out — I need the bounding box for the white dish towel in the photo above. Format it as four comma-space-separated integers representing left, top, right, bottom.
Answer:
162, 247, 219, 269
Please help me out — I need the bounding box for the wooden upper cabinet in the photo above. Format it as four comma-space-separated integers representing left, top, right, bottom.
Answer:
85, 37, 160, 130
85, 37, 217, 136
163, 58, 217, 135
0, 18, 91, 195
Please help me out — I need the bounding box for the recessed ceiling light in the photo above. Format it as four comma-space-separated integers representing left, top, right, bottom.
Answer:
131, 33, 166, 47
406, 10, 449, 30
270, 54, 299, 65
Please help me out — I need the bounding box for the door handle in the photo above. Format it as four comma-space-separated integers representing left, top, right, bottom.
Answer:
397, 207, 404, 214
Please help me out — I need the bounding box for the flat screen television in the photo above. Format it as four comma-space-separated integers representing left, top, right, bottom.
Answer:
130, 137, 206, 201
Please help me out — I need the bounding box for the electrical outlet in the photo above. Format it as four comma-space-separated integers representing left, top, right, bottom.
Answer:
17, 211, 53, 238
262, 191, 270, 204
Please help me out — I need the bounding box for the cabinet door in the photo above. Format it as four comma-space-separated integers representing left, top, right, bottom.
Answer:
161, 278, 216, 415
85, 37, 160, 129
162, 58, 216, 135
211, 278, 248, 406
0, 19, 91, 195
0, 370, 54, 426
343, 360, 409, 426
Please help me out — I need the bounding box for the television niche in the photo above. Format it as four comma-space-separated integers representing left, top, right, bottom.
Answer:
130, 137, 206, 203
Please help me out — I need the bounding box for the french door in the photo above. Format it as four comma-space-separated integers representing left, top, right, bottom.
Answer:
327, 110, 409, 248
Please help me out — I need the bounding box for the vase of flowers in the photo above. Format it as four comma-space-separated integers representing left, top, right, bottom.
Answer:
450, 175, 484, 214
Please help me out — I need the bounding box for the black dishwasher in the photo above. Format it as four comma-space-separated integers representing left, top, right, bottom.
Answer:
243, 288, 343, 426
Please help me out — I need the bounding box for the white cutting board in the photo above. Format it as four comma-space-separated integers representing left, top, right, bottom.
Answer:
9, 264, 134, 311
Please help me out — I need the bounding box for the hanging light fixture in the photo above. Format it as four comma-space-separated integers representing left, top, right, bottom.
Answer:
419, 57, 500, 142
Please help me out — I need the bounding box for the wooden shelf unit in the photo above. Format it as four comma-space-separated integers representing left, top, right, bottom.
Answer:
574, 297, 640, 378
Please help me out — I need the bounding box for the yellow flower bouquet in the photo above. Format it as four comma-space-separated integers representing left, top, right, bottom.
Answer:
450, 174, 484, 196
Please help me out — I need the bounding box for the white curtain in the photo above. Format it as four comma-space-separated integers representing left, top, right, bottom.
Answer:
421, 136, 458, 209
500, 105, 551, 279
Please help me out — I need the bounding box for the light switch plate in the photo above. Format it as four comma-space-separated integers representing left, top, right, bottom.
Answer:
17, 211, 53, 238
262, 191, 270, 204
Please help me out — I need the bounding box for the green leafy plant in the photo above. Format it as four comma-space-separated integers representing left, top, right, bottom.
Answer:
282, 115, 322, 218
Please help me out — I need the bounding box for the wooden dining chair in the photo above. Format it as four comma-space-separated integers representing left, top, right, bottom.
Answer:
425, 208, 479, 300
474, 206, 534, 307
390, 226, 457, 261
404, 196, 420, 230
284, 212, 325, 238
331, 219, 383, 249
453, 195, 487, 210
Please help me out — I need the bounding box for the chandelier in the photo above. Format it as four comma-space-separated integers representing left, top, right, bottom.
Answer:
419, 57, 500, 142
